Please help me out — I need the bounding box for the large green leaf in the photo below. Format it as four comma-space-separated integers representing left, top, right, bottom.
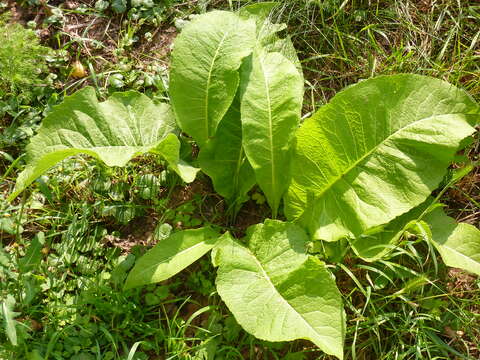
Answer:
198, 98, 255, 207
285, 74, 479, 241
196, 10, 302, 211
352, 166, 476, 261
425, 208, 480, 276
9, 87, 197, 201
124, 227, 219, 290
240, 49, 303, 217
169, 11, 256, 148
213, 220, 345, 359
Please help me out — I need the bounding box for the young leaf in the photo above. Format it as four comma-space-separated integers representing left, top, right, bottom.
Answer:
196, 13, 302, 211
240, 49, 303, 217
238, 2, 279, 24
124, 227, 219, 290
239, 3, 303, 77
285, 74, 479, 241
0, 246, 11, 268
425, 208, 480, 276
198, 98, 255, 208
18, 232, 44, 273
1, 295, 19, 346
169, 11, 257, 148
152, 133, 199, 183
214, 220, 345, 359
238, 3, 284, 43
265, 36, 303, 80
9, 87, 195, 201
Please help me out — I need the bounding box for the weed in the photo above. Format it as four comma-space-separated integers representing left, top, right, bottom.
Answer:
0, 13, 50, 98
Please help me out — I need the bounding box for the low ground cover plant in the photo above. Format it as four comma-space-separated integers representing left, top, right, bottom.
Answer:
0, 12, 56, 149
7, 5, 480, 359
0, 13, 49, 97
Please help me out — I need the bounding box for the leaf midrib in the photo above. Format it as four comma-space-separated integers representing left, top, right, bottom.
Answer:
204, 31, 230, 141
258, 55, 276, 211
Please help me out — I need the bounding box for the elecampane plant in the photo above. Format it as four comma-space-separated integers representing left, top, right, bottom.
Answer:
9, 5, 480, 359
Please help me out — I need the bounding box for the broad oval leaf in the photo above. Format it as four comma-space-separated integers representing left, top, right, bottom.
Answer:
240, 49, 304, 217
285, 74, 479, 241
198, 98, 255, 207
169, 11, 256, 148
214, 220, 345, 359
124, 227, 219, 290
425, 208, 480, 276
9, 87, 197, 201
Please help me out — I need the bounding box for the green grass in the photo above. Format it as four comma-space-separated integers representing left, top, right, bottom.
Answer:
268, 0, 480, 109
1, 0, 479, 359
339, 243, 480, 359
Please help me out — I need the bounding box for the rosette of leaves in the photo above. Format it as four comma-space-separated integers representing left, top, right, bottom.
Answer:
8, 4, 479, 358
125, 5, 480, 360
8, 87, 198, 201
